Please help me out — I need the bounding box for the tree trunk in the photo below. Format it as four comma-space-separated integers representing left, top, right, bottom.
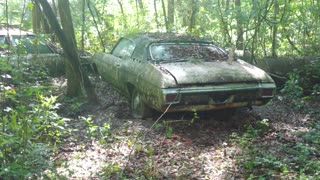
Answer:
87, 0, 105, 52
272, 0, 278, 57
235, 0, 243, 50
36, 0, 98, 103
217, 0, 231, 44
32, 3, 42, 33
117, 0, 127, 28
135, 0, 140, 27
51, 0, 58, 15
189, 0, 199, 33
161, 0, 168, 32
153, 0, 160, 28
132, 0, 145, 29
81, 0, 85, 51
167, 0, 174, 32
137, 0, 144, 9
4, 0, 10, 53
58, 0, 83, 97
32, 2, 50, 34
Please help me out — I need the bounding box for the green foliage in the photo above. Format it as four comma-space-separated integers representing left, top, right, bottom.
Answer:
190, 109, 200, 124
262, 66, 320, 178
161, 121, 173, 137
3, 0, 320, 59
100, 163, 123, 178
294, 61, 320, 95
166, 126, 173, 137
0, 143, 55, 178
0, 1, 33, 30
281, 73, 304, 98
0, 59, 64, 178
281, 59, 320, 110
80, 116, 111, 141
0, 59, 13, 72
231, 118, 320, 179
0, 94, 65, 178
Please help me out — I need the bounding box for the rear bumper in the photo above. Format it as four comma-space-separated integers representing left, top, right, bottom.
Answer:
160, 83, 276, 112
161, 100, 271, 112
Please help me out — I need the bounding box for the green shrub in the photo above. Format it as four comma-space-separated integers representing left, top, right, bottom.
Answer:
232, 119, 320, 179
282, 59, 320, 98
0, 58, 63, 178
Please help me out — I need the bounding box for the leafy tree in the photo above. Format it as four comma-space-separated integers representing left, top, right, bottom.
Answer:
34, 0, 98, 103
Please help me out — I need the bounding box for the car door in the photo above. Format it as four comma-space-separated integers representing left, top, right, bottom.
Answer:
105, 38, 135, 90
115, 38, 145, 94
119, 38, 155, 99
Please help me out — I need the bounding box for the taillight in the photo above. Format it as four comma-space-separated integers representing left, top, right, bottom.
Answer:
261, 89, 274, 97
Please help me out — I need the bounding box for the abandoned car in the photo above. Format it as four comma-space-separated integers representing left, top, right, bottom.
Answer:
92, 33, 276, 118
0, 27, 64, 75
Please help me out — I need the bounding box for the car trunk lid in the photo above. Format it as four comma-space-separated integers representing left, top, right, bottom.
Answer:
158, 60, 270, 85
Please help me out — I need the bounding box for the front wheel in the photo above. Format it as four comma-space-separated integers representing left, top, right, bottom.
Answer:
130, 89, 152, 119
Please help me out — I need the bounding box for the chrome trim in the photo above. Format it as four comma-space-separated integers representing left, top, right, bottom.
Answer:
162, 83, 276, 94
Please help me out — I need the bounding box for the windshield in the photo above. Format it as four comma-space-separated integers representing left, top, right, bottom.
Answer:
149, 43, 228, 62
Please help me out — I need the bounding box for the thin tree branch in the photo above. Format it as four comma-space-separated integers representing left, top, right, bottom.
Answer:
286, 35, 302, 54
87, 0, 105, 52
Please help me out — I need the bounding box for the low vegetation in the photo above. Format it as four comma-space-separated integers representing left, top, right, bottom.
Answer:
1, 57, 319, 179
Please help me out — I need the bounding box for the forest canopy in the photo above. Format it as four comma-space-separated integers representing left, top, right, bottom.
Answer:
1, 0, 319, 60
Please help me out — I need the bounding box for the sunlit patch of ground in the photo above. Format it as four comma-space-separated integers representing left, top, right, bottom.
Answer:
56, 141, 108, 177
55, 117, 245, 179
52, 78, 319, 179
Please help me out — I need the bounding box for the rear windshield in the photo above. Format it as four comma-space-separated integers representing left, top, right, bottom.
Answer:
12, 35, 53, 54
149, 43, 228, 62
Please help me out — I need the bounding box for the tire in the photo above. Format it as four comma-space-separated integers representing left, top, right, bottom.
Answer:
130, 89, 152, 119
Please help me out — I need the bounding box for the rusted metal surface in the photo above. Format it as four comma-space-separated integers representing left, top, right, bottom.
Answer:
93, 33, 276, 113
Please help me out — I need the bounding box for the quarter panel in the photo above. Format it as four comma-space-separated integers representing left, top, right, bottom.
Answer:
93, 52, 123, 89
123, 60, 177, 110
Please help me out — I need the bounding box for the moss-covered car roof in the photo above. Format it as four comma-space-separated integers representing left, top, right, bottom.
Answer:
124, 32, 213, 44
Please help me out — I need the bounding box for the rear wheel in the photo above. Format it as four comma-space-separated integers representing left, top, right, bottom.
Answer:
131, 89, 152, 119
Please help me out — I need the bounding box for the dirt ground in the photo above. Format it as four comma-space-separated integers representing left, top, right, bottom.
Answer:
52, 77, 315, 179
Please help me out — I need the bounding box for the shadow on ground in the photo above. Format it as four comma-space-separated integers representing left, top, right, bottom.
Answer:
54, 78, 269, 179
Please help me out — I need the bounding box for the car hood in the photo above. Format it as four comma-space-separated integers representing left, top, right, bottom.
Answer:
157, 60, 274, 85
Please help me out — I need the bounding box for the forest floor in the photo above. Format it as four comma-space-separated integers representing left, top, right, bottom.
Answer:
52, 77, 319, 179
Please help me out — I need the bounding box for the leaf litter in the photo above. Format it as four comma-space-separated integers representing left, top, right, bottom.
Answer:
51, 77, 319, 179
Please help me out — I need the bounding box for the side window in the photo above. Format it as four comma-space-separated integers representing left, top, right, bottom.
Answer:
131, 40, 148, 61
112, 38, 135, 58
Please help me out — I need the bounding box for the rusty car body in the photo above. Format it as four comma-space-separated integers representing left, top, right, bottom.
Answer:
92, 33, 276, 118
0, 27, 64, 75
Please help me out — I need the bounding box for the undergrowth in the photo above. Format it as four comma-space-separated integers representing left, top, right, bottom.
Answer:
0, 58, 65, 178
231, 61, 320, 179
231, 117, 320, 179
0, 57, 112, 178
